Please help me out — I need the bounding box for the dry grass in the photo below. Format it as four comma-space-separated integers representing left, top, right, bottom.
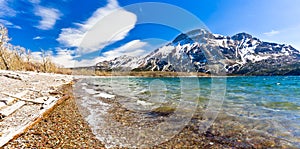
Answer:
0, 47, 72, 74
0, 24, 72, 74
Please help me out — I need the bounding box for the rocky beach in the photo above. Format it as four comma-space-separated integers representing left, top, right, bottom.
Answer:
1, 71, 298, 148
3, 80, 105, 148
1, 0, 300, 148
0, 70, 73, 147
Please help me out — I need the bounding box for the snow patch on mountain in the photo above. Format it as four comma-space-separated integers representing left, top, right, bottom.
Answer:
96, 29, 300, 75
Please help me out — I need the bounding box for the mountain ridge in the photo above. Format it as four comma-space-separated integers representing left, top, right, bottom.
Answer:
96, 29, 300, 76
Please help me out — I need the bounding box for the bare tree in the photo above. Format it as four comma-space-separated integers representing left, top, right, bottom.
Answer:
0, 24, 60, 72
26, 49, 31, 62
41, 49, 46, 72
41, 49, 51, 72
13, 46, 26, 61
11, 45, 27, 70
0, 24, 10, 70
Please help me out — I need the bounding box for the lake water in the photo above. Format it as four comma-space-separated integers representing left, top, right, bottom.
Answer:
74, 76, 300, 148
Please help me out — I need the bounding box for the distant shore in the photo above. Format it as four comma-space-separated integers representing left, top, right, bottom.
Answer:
73, 69, 300, 77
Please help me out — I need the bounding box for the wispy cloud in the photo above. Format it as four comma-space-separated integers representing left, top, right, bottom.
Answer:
263, 30, 280, 36
57, 0, 137, 54
33, 36, 44, 40
0, 0, 20, 29
0, 0, 17, 17
0, 19, 21, 29
48, 49, 77, 68
31, 51, 43, 62
32, 48, 104, 68
34, 6, 61, 30
72, 57, 105, 68
260, 25, 300, 51
28, 0, 41, 4
102, 40, 147, 60
32, 39, 147, 68
31, 50, 52, 62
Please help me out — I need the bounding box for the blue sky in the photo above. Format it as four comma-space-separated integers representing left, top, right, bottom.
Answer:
1, 0, 300, 67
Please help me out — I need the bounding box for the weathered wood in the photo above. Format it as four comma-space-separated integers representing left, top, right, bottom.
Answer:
14, 91, 28, 99
20, 98, 44, 104
0, 70, 73, 147
0, 101, 26, 117
0, 102, 6, 109
34, 96, 47, 104
1, 90, 28, 99
42, 96, 57, 109
2, 74, 22, 80
0, 94, 70, 147
0, 91, 44, 104
0, 97, 15, 105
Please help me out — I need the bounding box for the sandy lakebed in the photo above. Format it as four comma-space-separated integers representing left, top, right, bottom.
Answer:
0, 71, 297, 148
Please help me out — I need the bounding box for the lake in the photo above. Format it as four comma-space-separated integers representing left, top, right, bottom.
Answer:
74, 76, 300, 148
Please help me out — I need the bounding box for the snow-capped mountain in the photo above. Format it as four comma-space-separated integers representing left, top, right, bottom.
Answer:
96, 29, 300, 75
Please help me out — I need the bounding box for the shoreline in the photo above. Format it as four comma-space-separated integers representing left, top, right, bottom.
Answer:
0, 70, 73, 147
3, 82, 286, 149
1, 71, 298, 148
4, 82, 106, 148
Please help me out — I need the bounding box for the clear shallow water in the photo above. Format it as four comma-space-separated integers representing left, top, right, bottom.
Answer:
225, 77, 300, 145
74, 76, 300, 148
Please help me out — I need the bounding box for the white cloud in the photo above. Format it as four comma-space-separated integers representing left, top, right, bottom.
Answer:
263, 30, 280, 36
0, 0, 17, 17
31, 51, 43, 62
0, 19, 21, 29
31, 39, 147, 68
260, 25, 300, 51
28, 0, 40, 4
49, 49, 103, 68
102, 40, 147, 60
57, 0, 137, 54
59, 40, 147, 68
73, 57, 105, 68
31, 50, 52, 62
32, 48, 105, 68
33, 36, 43, 40
50, 49, 77, 68
34, 6, 61, 30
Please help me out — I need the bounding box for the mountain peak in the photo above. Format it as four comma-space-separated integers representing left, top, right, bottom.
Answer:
172, 29, 212, 45
185, 29, 211, 36
172, 33, 193, 45
231, 32, 253, 41
96, 29, 300, 75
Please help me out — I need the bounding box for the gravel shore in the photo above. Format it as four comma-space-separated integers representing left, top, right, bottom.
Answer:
3, 78, 294, 149
4, 84, 105, 148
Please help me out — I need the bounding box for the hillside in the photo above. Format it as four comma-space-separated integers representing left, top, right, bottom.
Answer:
96, 29, 300, 76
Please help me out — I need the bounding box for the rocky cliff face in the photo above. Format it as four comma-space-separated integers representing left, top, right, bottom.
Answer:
96, 29, 300, 75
